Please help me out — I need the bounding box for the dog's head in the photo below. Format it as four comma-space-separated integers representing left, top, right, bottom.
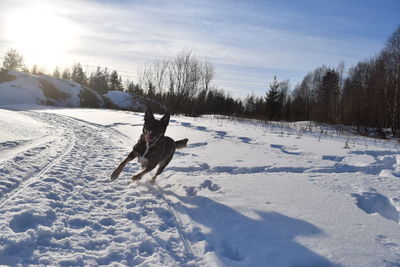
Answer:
143, 108, 170, 144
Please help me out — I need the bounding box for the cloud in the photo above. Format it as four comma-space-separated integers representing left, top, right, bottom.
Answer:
0, 0, 388, 97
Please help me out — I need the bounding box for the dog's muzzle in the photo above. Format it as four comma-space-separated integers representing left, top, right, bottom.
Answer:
145, 134, 153, 143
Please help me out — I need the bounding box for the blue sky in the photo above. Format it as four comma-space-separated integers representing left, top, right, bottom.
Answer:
0, 0, 398, 98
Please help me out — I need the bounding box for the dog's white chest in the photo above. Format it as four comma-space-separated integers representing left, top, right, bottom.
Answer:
138, 155, 148, 166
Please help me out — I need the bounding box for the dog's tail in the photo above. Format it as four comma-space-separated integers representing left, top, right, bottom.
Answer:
175, 138, 188, 149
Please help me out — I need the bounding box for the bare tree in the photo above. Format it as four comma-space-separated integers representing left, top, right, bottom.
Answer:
138, 50, 216, 114
168, 50, 202, 98
202, 60, 215, 92
382, 25, 400, 136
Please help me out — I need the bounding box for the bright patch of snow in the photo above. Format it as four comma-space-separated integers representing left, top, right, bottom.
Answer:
0, 105, 399, 266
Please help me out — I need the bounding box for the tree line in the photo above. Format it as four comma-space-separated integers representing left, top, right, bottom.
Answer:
133, 25, 400, 138
1, 25, 399, 137
291, 26, 400, 137
0, 51, 128, 95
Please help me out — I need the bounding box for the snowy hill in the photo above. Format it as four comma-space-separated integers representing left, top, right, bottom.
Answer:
0, 71, 146, 111
0, 105, 399, 266
103, 90, 145, 111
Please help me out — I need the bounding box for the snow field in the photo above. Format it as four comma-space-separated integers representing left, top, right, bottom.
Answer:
0, 106, 399, 266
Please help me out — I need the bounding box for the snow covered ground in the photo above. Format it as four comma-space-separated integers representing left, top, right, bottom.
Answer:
0, 105, 399, 266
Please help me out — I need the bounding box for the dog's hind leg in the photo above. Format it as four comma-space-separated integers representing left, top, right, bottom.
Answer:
151, 154, 174, 184
131, 164, 157, 182
110, 151, 137, 181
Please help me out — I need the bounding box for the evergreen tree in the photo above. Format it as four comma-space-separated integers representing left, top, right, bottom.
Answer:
147, 82, 156, 98
126, 81, 135, 93
316, 69, 340, 123
71, 63, 87, 85
1, 49, 25, 71
89, 67, 110, 94
109, 70, 123, 91
126, 81, 143, 95
265, 76, 283, 120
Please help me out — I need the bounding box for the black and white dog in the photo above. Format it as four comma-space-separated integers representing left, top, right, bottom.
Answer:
110, 109, 188, 183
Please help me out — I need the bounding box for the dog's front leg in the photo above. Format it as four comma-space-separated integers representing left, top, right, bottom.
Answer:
110, 151, 137, 181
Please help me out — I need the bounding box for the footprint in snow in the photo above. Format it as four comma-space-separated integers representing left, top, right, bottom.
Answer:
376, 234, 400, 250
351, 191, 399, 223
186, 179, 221, 196
138, 240, 155, 257
9, 209, 55, 233
322, 155, 345, 162
270, 144, 302, 155
238, 136, 253, 144
220, 240, 246, 262
187, 142, 208, 148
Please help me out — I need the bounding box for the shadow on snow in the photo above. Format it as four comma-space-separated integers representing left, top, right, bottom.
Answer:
157, 189, 336, 267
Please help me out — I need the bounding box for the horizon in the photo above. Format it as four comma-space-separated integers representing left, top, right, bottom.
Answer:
0, 0, 399, 98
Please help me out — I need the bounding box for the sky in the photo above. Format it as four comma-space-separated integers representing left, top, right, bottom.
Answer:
0, 0, 399, 98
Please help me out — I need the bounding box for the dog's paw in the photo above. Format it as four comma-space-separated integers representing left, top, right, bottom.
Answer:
110, 172, 119, 181
131, 175, 142, 182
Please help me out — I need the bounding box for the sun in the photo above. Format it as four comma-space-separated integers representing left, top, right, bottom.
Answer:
5, 4, 76, 70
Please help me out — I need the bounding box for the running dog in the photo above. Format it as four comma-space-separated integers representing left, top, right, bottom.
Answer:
110, 109, 188, 183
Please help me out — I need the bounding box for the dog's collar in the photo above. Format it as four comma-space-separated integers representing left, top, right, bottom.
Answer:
142, 135, 162, 157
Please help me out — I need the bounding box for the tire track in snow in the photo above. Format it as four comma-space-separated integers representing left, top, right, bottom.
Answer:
155, 183, 196, 261
0, 131, 75, 209
0, 134, 55, 162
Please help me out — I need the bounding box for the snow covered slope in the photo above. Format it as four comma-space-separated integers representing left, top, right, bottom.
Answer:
0, 71, 147, 111
103, 90, 145, 111
0, 71, 104, 108
0, 106, 399, 266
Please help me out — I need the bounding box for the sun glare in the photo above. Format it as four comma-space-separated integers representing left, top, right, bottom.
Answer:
5, 5, 76, 70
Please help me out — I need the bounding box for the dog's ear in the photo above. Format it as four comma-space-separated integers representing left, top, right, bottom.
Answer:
144, 108, 154, 122
160, 110, 170, 127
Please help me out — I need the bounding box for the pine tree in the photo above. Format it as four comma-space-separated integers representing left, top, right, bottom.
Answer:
265, 76, 283, 120
109, 70, 123, 91
147, 82, 155, 98
1, 49, 25, 71
89, 67, 110, 94
126, 81, 135, 93
317, 69, 340, 123
71, 63, 87, 85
